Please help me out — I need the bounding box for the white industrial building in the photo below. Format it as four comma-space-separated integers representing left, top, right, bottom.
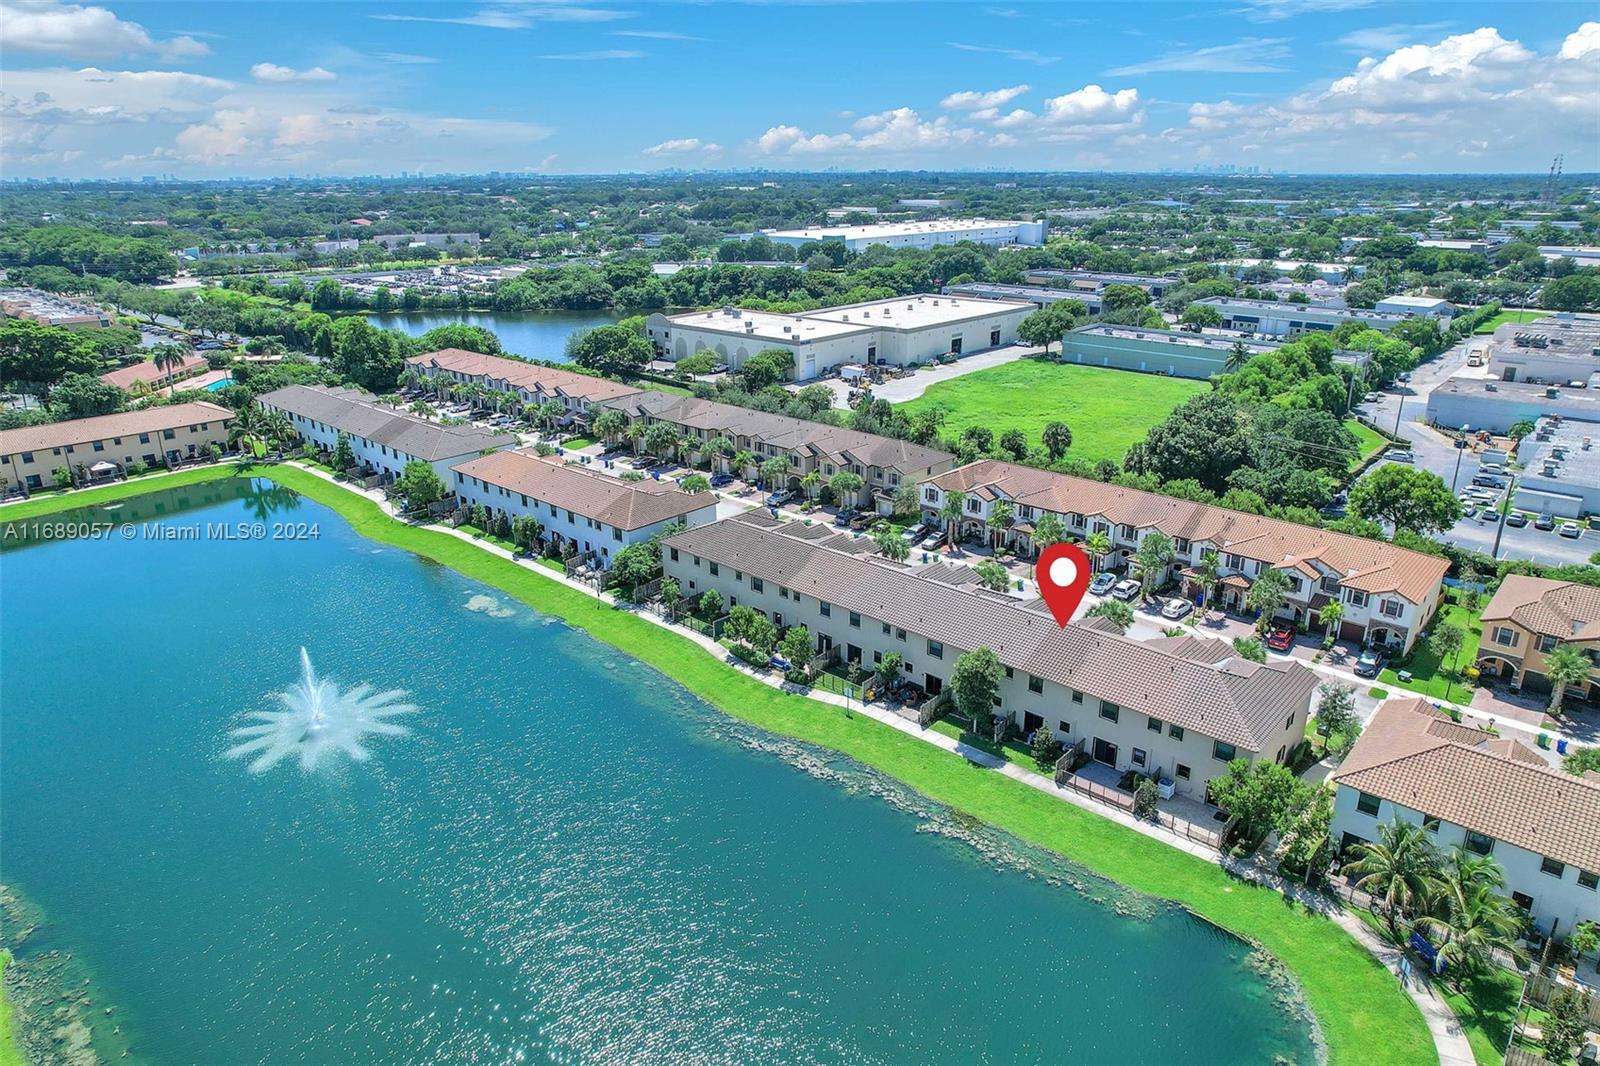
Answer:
1195, 297, 1412, 337
644, 294, 1035, 381
1480, 313, 1600, 384
1059, 325, 1277, 379
1511, 416, 1600, 518
1425, 314, 1600, 433
761, 218, 1045, 252
1375, 295, 1454, 319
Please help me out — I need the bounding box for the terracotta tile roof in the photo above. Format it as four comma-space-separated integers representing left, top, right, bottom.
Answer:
0, 401, 234, 455
1333, 697, 1600, 871
99, 355, 209, 390
928, 459, 1449, 605
451, 450, 716, 531
599, 391, 955, 475
666, 513, 1319, 750
407, 349, 643, 405
257, 385, 516, 461
1480, 574, 1600, 642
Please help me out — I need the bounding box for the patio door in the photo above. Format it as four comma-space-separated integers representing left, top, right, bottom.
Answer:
1092, 738, 1118, 767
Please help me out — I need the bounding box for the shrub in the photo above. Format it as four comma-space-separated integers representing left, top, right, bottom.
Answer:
1133, 778, 1160, 820
1030, 724, 1064, 770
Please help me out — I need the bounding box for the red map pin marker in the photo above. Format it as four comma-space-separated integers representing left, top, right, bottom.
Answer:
1035, 542, 1092, 628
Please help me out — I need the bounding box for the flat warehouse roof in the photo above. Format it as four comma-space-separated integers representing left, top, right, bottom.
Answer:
764, 218, 1033, 242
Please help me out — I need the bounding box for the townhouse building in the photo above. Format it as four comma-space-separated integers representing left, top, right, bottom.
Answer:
405, 348, 642, 421
0, 402, 235, 492
450, 450, 717, 569
1331, 697, 1599, 937
663, 512, 1319, 799
921, 461, 1449, 654
1477, 575, 1600, 700
257, 385, 516, 482
597, 391, 955, 514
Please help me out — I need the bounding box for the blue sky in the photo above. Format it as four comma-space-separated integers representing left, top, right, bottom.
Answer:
1, 0, 1596, 177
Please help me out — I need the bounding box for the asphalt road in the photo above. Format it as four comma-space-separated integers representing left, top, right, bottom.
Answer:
1352, 337, 1595, 566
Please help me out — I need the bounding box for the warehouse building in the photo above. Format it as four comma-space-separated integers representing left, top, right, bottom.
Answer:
1021, 269, 1177, 300
762, 218, 1045, 251
1059, 325, 1276, 379
1194, 297, 1411, 337
644, 294, 1034, 381
940, 282, 1093, 311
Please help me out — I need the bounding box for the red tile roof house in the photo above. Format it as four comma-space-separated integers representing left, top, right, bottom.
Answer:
0, 402, 234, 493
1331, 696, 1600, 939
405, 349, 642, 422
100, 354, 211, 392
921, 460, 1450, 654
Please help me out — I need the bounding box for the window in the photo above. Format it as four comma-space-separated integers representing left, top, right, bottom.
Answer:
1511, 891, 1533, 912
820, 601, 831, 617
1212, 741, 1237, 762
709, 562, 719, 576
751, 577, 764, 593
849, 612, 861, 629
1099, 702, 1119, 723
1070, 690, 1083, 704
1380, 599, 1403, 619
1344, 589, 1369, 608
1176, 764, 1191, 780
882, 622, 891, 635
669, 548, 679, 562
1493, 627, 1520, 648
1422, 816, 1440, 834
895, 628, 906, 641
1541, 857, 1566, 878
1225, 553, 1244, 570
1057, 720, 1071, 734
1028, 675, 1043, 695
1132, 748, 1147, 767
1285, 712, 1296, 730
1464, 831, 1495, 856
1579, 870, 1598, 891
92, 440, 105, 452
19, 451, 32, 463
927, 640, 943, 659
1320, 575, 1339, 594
1147, 716, 1162, 733
1003, 666, 1013, 679
779, 586, 789, 599
1168, 724, 1184, 741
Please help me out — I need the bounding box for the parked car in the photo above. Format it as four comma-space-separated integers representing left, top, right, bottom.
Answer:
1560, 522, 1582, 538
1535, 513, 1556, 531
1265, 623, 1296, 652
1386, 448, 1415, 463
1354, 650, 1383, 678
1111, 578, 1142, 601
1160, 597, 1193, 620
1397, 371, 1412, 383
901, 523, 928, 543
849, 512, 875, 531
919, 530, 946, 551
1363, 391, 1379, 403
1506, 512, 1529, 527
833, 509, 858, 526
1460, 502, 1478, 517
765, 489, 795, 508
1089, 572, 1117, 596
709, 473, 734, 487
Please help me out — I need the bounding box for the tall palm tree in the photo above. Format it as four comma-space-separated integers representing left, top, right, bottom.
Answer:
1544, 643, 1592, 715
986, 501, 1014, 549
731, 449, 757, 480
1417, 882, 1527, 985
1084, 530, 1113, 575
1345, 820, 1439, 938
872, 524, 910, 563
1319, 601, 1345, 642
1133, 531, 1176, 598
1032, 512, 1067, 553
592, 409, 627, 447
1194, 549, 1222, 610
939, 489, 967, 547
800, 470, 822, 500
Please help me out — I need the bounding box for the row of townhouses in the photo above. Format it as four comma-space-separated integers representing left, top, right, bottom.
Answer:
663, 511, 1321, 801
597, 391, 956, 514
0, 402, 235, 493
405, 348, 644, 421
922, 460, 1450, 654
1331, 696, 1599, 937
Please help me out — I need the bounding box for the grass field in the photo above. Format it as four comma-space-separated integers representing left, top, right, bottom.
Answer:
898, 359, 1207, 464
1379, 590, 1484, 701
1474, 309, 1550, 334
1, 463, 1437, 1066
1346, 419, 1390, 471
0, 951, 18, 1066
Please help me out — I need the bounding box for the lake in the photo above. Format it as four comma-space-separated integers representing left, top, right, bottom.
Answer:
0, 478, 1318, 1064
368, 309, 620, 364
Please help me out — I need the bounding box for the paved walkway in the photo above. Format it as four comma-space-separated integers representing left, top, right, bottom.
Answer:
284, 460, 1477, 1066
816, 344, 1044, 408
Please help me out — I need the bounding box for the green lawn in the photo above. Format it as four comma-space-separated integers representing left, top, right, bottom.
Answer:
898, 358, 1207, 465
0, 462, 242, 521
927, 717, 1042, 773
1379, 591, 1484, 701
1474, 309, 1550, 334
0, 951, 19, 1066
1347, 419, 1390, 472
3, 462, 1436, 1066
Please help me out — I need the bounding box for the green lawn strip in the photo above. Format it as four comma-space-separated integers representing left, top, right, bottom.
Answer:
927, 717, 1041, 773
1474, 309, 1550, 334
3, 462, 1436, 1066
1346, 419, 1390, 471
0, 463, 243, 521
1379, 593, 1483, 701
0, 951, 19, 1066
897, 359, 1206, 465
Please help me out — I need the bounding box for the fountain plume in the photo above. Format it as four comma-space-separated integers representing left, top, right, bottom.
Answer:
226, 648, 417, 773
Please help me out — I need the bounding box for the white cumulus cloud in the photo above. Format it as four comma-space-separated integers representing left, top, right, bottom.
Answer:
642, 137, 722, 155
939, 85, 1030, 111
250, 63, 336, 82
0, 0, 209, 59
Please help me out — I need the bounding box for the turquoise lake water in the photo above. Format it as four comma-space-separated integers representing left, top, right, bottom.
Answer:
367, 309, 620, 363
0, 478, 1319, 1064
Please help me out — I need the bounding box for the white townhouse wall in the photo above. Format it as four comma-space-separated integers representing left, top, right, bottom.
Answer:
920, 461, 1449, 654
257, 385, 516, 483
645, 295, 1033, 381
406, 348, 643, 419
1331, 698, 1600, 937
449, 450, 717, 569
662, 513, 1319, 799
762, 218, 1046, 252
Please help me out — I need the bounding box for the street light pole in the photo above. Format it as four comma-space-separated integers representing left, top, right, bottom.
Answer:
1392, 394, 1405, 437
1491, 473, 1517, 560
1450, 424, 1471, 494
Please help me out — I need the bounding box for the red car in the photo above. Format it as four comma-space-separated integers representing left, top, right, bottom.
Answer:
1265, 624, 1296, 652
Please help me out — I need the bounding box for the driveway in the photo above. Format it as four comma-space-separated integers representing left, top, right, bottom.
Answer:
865, 344, 1043, 404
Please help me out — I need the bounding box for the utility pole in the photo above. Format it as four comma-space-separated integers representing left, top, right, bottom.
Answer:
1450, 424, 1471, 493
1490, 473, 1518, 560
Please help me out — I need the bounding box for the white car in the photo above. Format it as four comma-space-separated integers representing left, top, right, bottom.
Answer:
1160, 597, 1193, 620
1111, 579, 1142, 601
1560, 522, 1582, 539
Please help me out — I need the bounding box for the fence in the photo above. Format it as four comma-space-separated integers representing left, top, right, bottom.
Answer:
1052, 764, 1230, 850
1524, 970, 1600, 1028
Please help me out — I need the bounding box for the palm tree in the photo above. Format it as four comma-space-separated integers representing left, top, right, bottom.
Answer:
872, 524, 910, 563
1245, 568, 1292, 634
1223, 341, 1251, 374
536, 400, 565, 434
1345, 820, 1439, 938
939, 489, 967, 547
731, 449, 757, 480
1194, 549, 1222, 611
703, 435, 733, 470
1544, 643, 1592, 715
1132, 531, 1176, 598
986, 501, 1014, 549
153, 346, 186, 391
592, 409, 627, 447
1319, 601, 1345, 642
1084, 530, 1113, 574
679, 473, 711, 494
800, 470, 823, 500
1417, 872, 1527, 986
1032, 512, 1067, 554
